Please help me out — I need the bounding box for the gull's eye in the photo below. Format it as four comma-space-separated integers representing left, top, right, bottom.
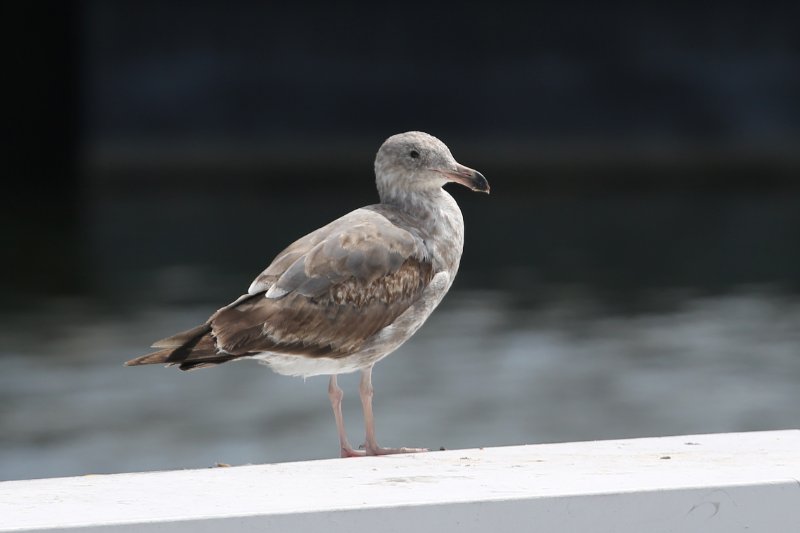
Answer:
409, 150, 420, 159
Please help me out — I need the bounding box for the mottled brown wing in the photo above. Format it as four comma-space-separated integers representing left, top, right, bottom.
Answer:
210, 209, 433, 358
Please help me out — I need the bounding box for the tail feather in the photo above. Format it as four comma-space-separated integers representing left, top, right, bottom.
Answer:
124, 348, 176, 366
126, 323, 243, 370
151, 323, 212, 348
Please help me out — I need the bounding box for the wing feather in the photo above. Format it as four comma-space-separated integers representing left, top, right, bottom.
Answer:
129, 207, 435, 369
212, 210, 431, 358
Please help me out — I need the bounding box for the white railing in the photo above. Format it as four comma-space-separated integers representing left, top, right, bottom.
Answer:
1, 430, 798, 532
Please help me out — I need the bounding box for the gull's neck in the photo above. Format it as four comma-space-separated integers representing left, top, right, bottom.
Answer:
377, 184, 465, 276
379, 186, 447, 217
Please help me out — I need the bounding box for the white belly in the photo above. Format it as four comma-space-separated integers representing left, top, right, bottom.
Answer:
249, 352, 367, 377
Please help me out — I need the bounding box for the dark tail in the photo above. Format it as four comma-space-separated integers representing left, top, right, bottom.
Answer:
125, 323, 236, 370
124, 347, 178, 366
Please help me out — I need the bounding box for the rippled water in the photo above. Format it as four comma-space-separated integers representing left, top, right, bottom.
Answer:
2, 287, 798, 481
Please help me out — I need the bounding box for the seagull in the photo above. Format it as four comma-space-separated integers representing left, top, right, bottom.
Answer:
125, 131, 489, 457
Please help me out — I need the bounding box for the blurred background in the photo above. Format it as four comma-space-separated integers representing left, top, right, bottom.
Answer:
2, 2, 799, 481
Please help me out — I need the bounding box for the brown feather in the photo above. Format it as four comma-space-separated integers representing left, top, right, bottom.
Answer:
211, 258, 433, 358
128, 207, 435, 371
151, 323, 211, 348
124, 348, 176, 366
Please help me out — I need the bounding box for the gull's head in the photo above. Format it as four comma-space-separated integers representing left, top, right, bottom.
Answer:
374, 131, 489, 202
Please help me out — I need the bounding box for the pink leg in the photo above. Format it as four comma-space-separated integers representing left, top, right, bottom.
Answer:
359, 366, 428, 456
328, 375, 364, 458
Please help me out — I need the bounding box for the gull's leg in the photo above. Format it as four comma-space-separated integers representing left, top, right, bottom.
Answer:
359, 365, 428, 456
328, 375, 364, 458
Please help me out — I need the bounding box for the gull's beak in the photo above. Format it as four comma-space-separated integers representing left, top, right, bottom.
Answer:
436, 163, 490, 194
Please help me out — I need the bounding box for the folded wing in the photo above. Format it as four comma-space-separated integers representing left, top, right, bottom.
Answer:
126, 208, 434, 370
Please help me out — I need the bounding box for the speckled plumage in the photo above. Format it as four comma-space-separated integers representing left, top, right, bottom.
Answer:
126, 131, 488, 456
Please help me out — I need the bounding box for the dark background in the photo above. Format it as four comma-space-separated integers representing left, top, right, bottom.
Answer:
1, 1, 799, 480
5, 1, 800, 305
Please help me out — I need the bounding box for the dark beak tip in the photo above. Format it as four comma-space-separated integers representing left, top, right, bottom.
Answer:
473, 173, 490, 194
442, 166, 490, 194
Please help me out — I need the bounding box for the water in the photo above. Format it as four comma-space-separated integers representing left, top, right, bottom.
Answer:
2, 287, 799, 481
2, 187, 799, 481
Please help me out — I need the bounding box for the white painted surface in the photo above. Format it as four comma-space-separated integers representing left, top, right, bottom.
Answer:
1, 430, 798, 532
